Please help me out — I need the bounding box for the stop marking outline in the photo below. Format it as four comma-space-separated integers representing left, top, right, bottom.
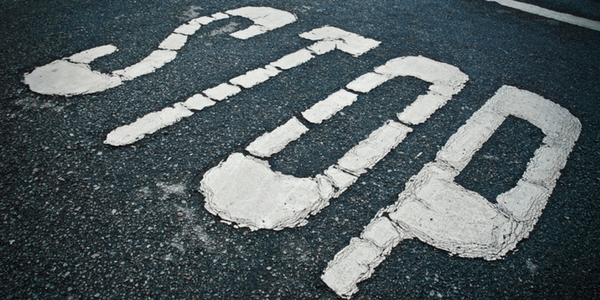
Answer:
21, 6, 582, 299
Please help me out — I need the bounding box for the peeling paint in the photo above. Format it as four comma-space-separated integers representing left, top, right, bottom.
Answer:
323, 85, 581, 298
23, 6, 297, 96
104, 26, 381, 146
200, 56, 467, 231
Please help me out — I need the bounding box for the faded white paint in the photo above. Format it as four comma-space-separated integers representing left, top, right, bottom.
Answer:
199, 56, 467, 231
488, 0, 600, 32
104, 26, 381, 146
24, 6, 297, 96
322, 85, 581, 298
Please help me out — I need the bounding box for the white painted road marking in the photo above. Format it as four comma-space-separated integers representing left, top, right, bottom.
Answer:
104, 26, 381, 146
322, 85, 581, 298
199, 56, 468, 231
246, 117, 309, 158
487, 0, 600, 32
23, 6, 297, 96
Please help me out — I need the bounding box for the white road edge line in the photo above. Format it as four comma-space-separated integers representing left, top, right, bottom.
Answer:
487, 0, 600, 31
322, 85, 581, 298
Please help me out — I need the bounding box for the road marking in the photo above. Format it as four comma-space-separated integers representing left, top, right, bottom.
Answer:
23, 6, 297, 96
487, 0, 600, 31
322, 85, 581, 298
246, 117, 309, 158
104, 26, 381, 146
302, 89, 358, 124
199, 56, 468, 231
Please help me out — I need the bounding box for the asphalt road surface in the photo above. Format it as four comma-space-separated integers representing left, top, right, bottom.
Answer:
1, 0, 599, 299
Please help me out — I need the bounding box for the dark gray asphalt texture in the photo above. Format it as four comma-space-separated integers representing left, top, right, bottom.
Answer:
1, 0, 599, 299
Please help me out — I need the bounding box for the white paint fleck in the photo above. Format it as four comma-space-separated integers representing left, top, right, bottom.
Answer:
182, 94, 215, 111
157, 182, 186, 199
182, 5, 203, 20
104, 103, 193, 146
246, 117, 309, 158
203, 83, 242, 101
209, 22, 241, 36
269, 49, 315, 70
526, 259, 539, 274
487, 0, 600, 31
302, 89, 358, 124
171, 242, 185, 253
113, 50, 177, 80
68, 44, 117, 64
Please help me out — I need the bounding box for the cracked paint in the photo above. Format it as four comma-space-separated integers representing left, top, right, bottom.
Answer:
199, 56, 468, 231
104, 26, 381, 146
322, 85, 581, 298
23, 6, 297, 96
